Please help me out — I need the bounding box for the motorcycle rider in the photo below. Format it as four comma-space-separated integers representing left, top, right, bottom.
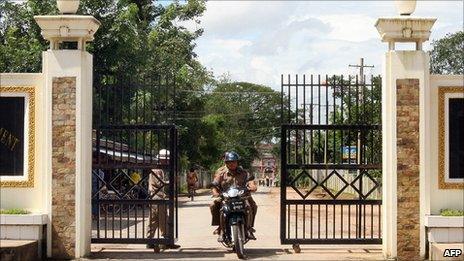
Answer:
210, 151, 258, 242
186, 167, 199, 198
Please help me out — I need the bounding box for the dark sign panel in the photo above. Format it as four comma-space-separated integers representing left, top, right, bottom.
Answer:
449, 98, 464, 179
0, 97, 25, 176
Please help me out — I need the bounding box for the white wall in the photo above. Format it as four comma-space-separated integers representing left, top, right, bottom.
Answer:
428, 75, 464, 214
1, 52, 94, 258
0, 73, 45, 213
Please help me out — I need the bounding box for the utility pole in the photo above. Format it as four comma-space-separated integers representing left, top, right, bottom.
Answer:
349, 58, 374, 238
349, 58, 374, 84
348, 57, 375, 163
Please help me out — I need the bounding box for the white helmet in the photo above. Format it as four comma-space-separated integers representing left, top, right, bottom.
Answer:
158, 149, 170, 160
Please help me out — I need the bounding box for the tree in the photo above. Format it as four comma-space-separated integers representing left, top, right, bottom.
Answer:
1, 0, 213, 170
0, 1, 287, 174
430, 31, 464, 75
289, 75, 382, 167
202, 81, 283, 169
0, 0, 57, 72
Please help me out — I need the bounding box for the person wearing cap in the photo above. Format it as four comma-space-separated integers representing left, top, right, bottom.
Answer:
210, 151, 258, 242
147, 149, 180, 251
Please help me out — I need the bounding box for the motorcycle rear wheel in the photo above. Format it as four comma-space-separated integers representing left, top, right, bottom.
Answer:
232, 224, 245, 259
188, 188, 194, 201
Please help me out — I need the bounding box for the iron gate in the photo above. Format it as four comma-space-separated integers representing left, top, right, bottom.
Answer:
91, 75, 179, 245
280, 74, 382, 245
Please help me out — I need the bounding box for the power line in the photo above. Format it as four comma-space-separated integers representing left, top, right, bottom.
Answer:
178, 89, 279, 94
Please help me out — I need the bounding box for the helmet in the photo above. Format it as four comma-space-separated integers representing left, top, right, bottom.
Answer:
158, 149, 170, 160
224, 151, 240, 162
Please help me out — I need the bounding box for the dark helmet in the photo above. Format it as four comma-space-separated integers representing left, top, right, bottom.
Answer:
224, 151, 240, 162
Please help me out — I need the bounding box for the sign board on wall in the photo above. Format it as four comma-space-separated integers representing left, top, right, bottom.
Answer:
342, 146, 357, 160
0, 97, 25, 176
438, 87, 464, 189
0, 87, 35, 187
448, 98, 464, 179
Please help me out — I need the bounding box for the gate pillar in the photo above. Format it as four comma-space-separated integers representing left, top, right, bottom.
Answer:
376, 13, 435, 260
34, 6, 100, 259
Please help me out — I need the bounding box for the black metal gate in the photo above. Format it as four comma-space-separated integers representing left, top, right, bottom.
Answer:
91, 75, 179, 245
280, 74, 382, 245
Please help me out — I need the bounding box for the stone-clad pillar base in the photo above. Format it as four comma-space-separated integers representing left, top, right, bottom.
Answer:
51, 77, 77, 259
396, 79, 420, 260
43, 50, 94, 259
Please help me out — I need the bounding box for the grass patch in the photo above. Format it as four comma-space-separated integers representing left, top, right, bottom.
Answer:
0, 208, 30, 214
440, 209, 464, 216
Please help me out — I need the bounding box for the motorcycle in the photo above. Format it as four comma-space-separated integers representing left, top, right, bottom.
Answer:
188, 185, 195, 201
212, 178, 254, 259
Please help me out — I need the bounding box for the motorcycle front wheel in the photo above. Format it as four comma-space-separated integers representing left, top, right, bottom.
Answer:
231, 224, 245, 259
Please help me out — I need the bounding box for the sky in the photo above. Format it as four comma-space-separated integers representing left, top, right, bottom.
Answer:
180, 0, 463, 90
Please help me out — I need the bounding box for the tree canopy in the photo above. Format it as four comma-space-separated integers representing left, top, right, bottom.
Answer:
200, 81, 282, 169
430, 31, 464, 75
0, 0, 282, 173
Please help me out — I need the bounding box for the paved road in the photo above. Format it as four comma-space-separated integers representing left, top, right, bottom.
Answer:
88, 187, 383, 260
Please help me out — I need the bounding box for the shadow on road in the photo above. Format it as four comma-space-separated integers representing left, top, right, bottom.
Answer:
88, 247, 286, 260
89, 248, 224, 259
178, 203, 211, 208
242, 248, 286, 259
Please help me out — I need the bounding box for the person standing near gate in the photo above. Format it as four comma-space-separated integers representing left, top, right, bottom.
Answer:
147, 149, 180, 250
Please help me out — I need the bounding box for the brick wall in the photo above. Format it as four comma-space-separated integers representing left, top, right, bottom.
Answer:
396, 79, 420, 260
51, 77, 76, 259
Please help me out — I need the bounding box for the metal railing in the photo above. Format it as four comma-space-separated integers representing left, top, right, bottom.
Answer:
280, 74, 382, 245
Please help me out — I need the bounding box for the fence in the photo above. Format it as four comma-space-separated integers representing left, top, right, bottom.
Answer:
178, 169, 212, 193
291, 169, 381, 200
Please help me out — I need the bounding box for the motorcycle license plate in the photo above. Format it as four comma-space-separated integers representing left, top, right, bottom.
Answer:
231, 201, 244, 210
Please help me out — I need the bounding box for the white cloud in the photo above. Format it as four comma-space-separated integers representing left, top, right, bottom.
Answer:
197, 1, 302, 38
317, 14, 378, 42
192, 1, 463, 90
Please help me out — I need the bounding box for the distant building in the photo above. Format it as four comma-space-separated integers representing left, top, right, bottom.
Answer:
251, 143, 278, 185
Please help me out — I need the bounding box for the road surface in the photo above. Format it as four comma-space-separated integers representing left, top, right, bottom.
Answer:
88, 187, 383, 260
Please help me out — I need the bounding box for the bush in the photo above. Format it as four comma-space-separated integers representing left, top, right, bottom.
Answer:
440, 209, 464, 216
179, 183, 188, 194
0, 208, 30, 214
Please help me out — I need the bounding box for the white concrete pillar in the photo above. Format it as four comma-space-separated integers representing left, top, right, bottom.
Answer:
376, 16, 436, 260
34, 13, 100, 259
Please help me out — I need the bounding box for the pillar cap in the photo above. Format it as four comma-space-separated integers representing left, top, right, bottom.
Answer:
375, 17, 436, 44
34, 15, 100, 50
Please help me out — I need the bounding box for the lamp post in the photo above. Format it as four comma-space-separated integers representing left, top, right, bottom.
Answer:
395, 0, 417, 16
56, 0, 80, 14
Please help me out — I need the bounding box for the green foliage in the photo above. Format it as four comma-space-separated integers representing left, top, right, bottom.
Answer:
430, 31, 464, 75
440, 209, 464, 216
0, 0, 283, 174
0, 208, 30, 214
201, 81, 282, 170
292, 75, 383, 166
329, 75, 382, 125
0, 0, 57, 72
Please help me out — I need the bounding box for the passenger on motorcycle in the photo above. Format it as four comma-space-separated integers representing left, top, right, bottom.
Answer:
210, 151, 258, 242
